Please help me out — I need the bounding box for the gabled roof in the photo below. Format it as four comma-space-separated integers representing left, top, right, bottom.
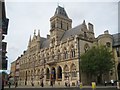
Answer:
112, 33, 120, 46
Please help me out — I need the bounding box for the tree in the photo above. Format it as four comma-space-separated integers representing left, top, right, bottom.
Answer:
80, 45, 114, 84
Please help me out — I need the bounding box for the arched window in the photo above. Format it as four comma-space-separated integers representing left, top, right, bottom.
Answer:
71, 64, 77, 78
51, 67, 56, 80
46, 68, 50, 80
57, 66, 62, 80
84, 43, 90, 53
71, 49, 75, 58
57, 50, 61, 60
27, 70, 30, 77
64, 51, 68, 59
64, 65, 69, 80
64, 48, 68, 59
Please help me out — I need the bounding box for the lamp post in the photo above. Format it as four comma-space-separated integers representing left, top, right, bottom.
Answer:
77, 35, 81, 82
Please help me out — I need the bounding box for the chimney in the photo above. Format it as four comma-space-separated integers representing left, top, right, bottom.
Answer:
88, 23, 94, 32
47, 34, 50, 39
104, 30, 109, 34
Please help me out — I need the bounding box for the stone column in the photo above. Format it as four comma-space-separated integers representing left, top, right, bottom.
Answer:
62, 71, 64, 85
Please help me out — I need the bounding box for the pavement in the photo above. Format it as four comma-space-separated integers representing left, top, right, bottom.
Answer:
4, 85, 119, 90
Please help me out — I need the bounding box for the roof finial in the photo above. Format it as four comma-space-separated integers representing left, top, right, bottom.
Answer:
28, 35, 31, 47
83, 20, 86, 25
34, 29, 36, 35
29, 35, 31, 42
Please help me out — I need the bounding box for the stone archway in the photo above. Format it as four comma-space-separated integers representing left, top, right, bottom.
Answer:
57, 66, 62, 80
46, 68, 50, 80
51, 67, 56, 81
118, 63, 120, 80
71, 64, 77, 78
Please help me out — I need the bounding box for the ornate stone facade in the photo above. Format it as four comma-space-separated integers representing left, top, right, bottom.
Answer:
12, 6, 120, 86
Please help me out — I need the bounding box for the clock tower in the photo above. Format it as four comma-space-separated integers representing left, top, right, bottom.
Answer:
50, 6, 72, 46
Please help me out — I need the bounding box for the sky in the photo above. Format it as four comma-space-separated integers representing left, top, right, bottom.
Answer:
2, 0, 119, 73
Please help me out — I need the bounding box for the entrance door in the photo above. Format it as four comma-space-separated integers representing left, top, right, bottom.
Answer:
51, 67, 56, 84
57, 66, 62, 79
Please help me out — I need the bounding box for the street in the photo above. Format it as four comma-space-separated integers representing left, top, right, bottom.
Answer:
4, 87, 118, 90
4, 86, 118, 90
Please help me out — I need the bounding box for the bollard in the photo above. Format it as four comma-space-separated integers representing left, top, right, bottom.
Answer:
80, 82, 82, 89
92, 82, 96, 90
117, 82, 120, 89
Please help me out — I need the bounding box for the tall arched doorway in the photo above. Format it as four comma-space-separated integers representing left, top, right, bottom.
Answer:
57, 66, 62, 80
46, 68, 50, 80
118, 63, 120, 80
51, 67, 56, 81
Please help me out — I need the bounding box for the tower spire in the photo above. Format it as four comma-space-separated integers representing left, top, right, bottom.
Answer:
34, 29, 36, 36
83, 20, 86, 25
82, 20, 87, 29
28, 35, 31, 48
29, 35, 31, 42
37, 30, 40, 42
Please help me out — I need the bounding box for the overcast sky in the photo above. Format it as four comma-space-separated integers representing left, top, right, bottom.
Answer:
3, 0, 119, 73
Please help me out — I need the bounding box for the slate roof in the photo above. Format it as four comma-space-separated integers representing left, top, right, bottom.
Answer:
112, 33, 120, 46
61, 24, 82, 41
40, 37, 48, 48
54, 6, 68, 18
41, 39, 50, 48
40, 24, 83, 49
